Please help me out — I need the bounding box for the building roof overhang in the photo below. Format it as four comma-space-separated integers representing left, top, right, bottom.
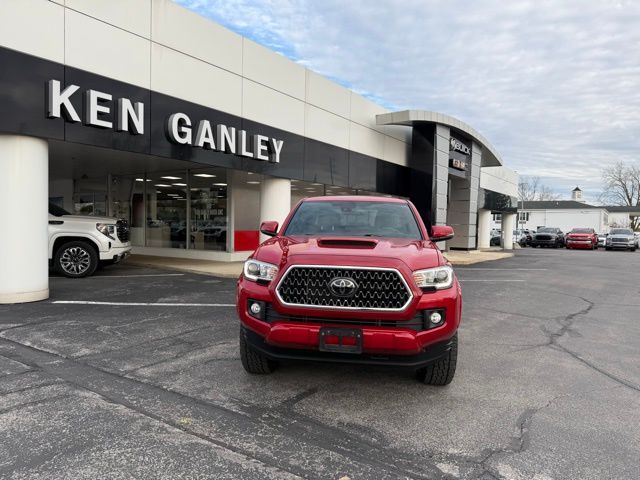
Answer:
376, 110, 503, 167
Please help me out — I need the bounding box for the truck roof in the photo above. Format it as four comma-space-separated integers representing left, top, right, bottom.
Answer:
302, 195, 407, 204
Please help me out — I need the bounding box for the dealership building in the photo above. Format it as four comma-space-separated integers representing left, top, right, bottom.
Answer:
0, 0, 517, 303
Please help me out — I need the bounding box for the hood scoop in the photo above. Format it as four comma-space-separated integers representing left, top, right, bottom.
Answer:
317, 237, 378, 249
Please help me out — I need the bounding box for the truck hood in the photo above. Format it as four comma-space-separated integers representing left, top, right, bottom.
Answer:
252, 235, 447, 271
54, 214, 121, 223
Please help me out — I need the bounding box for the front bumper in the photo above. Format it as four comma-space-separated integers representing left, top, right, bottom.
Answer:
607, 242, 635, 249
236, 273, 462, 361
241, 325, 455, 368
566, 239, 593, 249
99, 245, 132, 262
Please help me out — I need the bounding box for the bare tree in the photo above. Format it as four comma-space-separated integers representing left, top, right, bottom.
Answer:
600, 162, 640, 230
518, 176, 561, 202
518, 176, 540, 201
538, 185, 561, 201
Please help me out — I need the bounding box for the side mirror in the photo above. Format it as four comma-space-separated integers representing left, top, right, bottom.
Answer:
431, 225, 454, 242
260, 221, 279, 237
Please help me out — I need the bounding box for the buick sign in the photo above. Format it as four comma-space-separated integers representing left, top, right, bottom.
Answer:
450, 137, 470, 156
329, 278, 358, 297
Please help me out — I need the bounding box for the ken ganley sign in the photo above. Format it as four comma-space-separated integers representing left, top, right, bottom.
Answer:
46, 79, 284, 163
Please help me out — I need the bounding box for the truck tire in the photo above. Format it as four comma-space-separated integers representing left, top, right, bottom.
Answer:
54, 240, 98, 278
240, 329, 277, 374
416, 333, 458, 386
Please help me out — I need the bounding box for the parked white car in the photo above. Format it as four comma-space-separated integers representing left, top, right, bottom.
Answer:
48, 203, 131, 277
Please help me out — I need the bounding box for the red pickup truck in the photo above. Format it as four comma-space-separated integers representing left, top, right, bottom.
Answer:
565, 228, 598, 250
236, 196, 462, 385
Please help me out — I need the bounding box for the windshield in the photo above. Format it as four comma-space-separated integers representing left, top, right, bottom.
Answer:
570, 228, 592, 233
49, 202, 71, 217
284, 200, 422, 239
610, 228, 632, 235
537, 227, 555, 233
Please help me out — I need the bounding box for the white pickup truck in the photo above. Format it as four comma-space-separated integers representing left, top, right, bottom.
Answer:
48, 203, 132, 277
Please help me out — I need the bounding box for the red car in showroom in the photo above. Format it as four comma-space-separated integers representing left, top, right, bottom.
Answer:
565, 228, 598, 249
236, 196, 462, 385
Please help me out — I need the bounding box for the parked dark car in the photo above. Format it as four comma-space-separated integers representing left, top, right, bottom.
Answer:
566, 228, 598, 250
531, 227, 565, 248
605, 228, 637, 251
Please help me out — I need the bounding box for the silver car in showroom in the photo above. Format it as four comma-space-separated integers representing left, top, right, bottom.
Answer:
605, 228, 637, 251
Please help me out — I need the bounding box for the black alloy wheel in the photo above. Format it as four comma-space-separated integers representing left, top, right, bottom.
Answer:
54, 241, 98, 278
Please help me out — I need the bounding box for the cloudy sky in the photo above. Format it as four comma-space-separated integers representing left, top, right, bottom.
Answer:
176, 0, 640, 203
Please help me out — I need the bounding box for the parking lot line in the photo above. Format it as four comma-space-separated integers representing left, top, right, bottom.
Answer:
50, 273, 186, 279
52, 301, 235, 307
455, 268, 547, 271
458, 279, 525, 282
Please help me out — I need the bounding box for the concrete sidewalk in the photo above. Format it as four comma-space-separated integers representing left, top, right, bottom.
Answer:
127, 249, 514, 278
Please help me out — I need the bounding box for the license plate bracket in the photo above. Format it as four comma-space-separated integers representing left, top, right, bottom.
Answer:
319, 327, 363, 354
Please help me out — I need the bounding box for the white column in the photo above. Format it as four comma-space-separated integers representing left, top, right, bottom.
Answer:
477, 209, 491, 249
259, 177, 291, 242
0, 135, 49, 303
502, 213, 516, 250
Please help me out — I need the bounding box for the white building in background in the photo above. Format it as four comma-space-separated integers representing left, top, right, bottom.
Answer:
518, 201, 609, 233
517, 186, 640, 233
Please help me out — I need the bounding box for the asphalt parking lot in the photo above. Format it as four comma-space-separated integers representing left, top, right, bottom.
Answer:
1, 248, 639, 480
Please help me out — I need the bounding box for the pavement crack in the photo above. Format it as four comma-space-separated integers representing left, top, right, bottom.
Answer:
539, 296, 640, 392
0, 393, 73, 415
279, 387, 319, 408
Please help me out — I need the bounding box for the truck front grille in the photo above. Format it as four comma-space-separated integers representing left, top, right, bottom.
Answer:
276, 266, 412, 311
265, 304, 425, 331
116, 220, 130, 242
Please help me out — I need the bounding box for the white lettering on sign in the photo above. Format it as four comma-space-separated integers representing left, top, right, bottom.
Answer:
116, 98, 144, 135
47, 79, 81, 123
167, 112, 192, 144
45, 79, 284, 163
165, 113, 283, 163
85, 90, 112, 129
450, 137, 470, 155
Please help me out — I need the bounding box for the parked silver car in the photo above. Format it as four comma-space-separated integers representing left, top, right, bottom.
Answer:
605, 228, 637, 251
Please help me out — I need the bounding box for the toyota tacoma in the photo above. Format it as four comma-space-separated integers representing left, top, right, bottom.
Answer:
236, 196, 461, 385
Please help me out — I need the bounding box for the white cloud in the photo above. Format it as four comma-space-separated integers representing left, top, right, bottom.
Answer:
176, 0, 640, 203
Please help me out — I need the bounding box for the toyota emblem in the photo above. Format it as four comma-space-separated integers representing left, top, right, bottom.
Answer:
329, 277, 358, 297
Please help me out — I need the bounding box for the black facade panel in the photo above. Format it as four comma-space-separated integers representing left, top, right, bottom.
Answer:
239, 119, 304, 180
479, 188, 517, 213
64, 67, 151, 154
0, 48, 64, 140
348, 152, 377, 190
303, 138, 349, 187
376, 160, 404, 196
409, 170, 433, 228
410, 124, 435, 174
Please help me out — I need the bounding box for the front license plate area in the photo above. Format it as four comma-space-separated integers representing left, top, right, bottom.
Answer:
319, 328, 363, 354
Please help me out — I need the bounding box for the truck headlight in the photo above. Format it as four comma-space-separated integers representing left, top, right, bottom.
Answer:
412, 266, 454, 290
96, 223, 116, 240
243, 259, 278, 282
